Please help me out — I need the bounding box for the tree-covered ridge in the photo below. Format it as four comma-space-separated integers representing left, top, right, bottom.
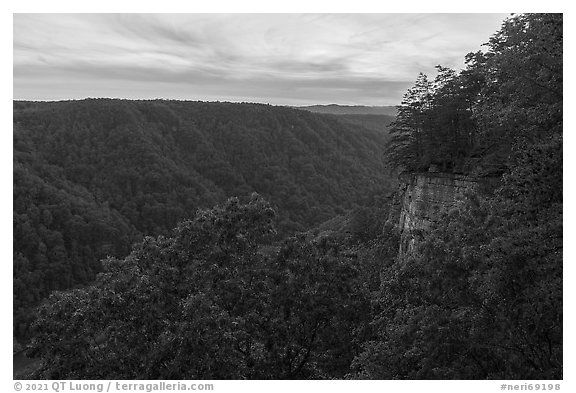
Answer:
300, 104, 397, 116
14, 100, 393, 342
386, 13, 562, 175
14, 100, 391, 234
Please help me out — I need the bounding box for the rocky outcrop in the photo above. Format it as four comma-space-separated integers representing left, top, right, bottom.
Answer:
388, 172, 484, 260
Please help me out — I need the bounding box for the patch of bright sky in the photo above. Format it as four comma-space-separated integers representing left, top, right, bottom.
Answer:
14, 12, 509, 105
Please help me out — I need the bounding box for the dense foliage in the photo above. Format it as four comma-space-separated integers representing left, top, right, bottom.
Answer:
14, 100, 392, 342
354, 136, 562, 378
14, 100, 391, 235
386, 13, 562, 175
354, 13, 562, 379
27, 195, 385, 379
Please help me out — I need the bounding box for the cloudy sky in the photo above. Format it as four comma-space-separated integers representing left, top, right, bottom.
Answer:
13, 13, 508, 106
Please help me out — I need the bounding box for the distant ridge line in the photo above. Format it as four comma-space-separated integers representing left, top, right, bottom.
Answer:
297, 104, 397, 116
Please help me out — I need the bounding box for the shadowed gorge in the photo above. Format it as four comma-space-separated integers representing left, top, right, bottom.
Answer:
13, 99, 394, 343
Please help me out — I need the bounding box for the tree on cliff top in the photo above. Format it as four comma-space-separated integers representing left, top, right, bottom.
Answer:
385, 66, 481, 173
470, 13, 562, 172
385, 73, 432, 171
385, 13, 562, 175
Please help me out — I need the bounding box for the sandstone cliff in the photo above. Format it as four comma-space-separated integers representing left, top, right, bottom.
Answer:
387, 172, 487, 260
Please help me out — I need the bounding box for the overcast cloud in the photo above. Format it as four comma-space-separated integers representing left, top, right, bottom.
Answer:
13, 13, 508, 106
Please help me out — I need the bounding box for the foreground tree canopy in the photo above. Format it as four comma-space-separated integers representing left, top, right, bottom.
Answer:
28, 194, 377, 379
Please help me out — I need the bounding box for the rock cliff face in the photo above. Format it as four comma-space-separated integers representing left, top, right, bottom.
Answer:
388, 172, 480, 260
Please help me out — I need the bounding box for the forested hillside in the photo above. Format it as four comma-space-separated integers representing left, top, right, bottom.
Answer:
324, 114, 394, 138
13, 100, 392, 341
300, 105, 395, 137
300, 104, 397, 116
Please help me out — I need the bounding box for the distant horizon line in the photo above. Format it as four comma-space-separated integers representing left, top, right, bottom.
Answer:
13, 97, 399, 108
